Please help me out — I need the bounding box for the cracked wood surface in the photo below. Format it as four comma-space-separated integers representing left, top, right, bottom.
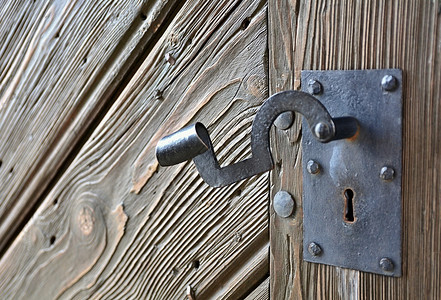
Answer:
269, 0, 440, 299
0, 0, 269, 298
0, 0, 180, 254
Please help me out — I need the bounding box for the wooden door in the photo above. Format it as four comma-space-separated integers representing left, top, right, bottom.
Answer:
0, 0, 270, 298
1, 1, 439, 299
269, 0, 440, 299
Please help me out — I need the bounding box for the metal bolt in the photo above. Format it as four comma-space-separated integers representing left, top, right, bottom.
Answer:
379, 257, 394, 272
380, 166, 395, 181
274, 111, 294, 130
165, 52, 176, 65
314, 122, 332, 140
154, 89, 163, 100
381, 75, 398, 91
307, 160, 321, 174
273, 190, 295, 218
308, 242, 322, 256
308, 79, 322, 95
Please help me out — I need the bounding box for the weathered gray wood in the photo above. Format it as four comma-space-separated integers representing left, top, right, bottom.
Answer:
244, 277, 269, 300
269, 0, 441, 299
0, 0, 179, 253
199, 238, 269, 300
0, 0, 269, 298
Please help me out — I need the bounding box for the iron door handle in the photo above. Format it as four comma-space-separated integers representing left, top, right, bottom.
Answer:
155, 90, 358, 187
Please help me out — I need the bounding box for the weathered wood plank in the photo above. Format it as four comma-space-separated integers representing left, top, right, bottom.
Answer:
268, 0, 304, 298
198, 238, 269, 300
244, 277, 269, 300
0, 0, 269, 298
269, 0, 441, 298
0, 0, 180, 253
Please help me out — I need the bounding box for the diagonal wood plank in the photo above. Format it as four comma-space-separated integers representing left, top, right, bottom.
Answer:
269, 0, 441, 298
0, 0, 269, 298
0, 0, 181, 253
244, 277, 269, 300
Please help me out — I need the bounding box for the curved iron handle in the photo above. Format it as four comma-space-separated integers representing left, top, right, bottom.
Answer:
156, 90, 358, 187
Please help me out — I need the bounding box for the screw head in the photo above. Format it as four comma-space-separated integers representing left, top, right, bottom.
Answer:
308, 242, 322, 256
154, 89, 163, 100
274, 111, 294, 130
307, 79, 322, 95
165, 52, 176, 65
273, 190, 295, 218
313, 122, 332, 141
379, 257, 394, 272
307, 160, 321, 174
380, 166, 395, 181
381, 75, 398, 91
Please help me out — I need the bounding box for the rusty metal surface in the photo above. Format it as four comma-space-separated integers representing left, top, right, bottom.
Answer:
301, 69, 402, 276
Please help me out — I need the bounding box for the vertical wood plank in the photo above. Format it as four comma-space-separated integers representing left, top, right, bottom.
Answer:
268, 0, 305, 298
269, 0, 441, 298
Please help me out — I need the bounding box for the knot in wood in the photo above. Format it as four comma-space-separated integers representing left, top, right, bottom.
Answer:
77, 205, 95, 236
246, 74, 266, 97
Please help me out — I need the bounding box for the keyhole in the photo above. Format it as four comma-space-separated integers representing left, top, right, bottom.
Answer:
344, 188, 355, 223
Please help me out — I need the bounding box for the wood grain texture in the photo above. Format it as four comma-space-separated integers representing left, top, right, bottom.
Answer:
244, 277, 269, 300
0, 0, 269, 298
0, 0, 179, 253
269, 0, 440, 299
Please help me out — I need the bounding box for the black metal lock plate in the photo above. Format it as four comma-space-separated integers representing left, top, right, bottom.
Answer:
301, 69, 402, 276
